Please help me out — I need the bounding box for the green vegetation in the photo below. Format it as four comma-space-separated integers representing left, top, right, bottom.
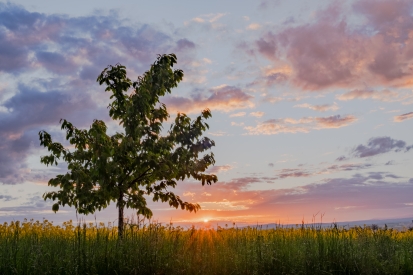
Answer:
38, 54, 217, 238
1, 219, 412, 274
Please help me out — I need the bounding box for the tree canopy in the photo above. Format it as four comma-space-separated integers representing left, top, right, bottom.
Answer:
39, 54, 218, 237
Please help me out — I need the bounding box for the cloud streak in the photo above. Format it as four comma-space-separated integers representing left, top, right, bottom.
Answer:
164, 85, 254, 114
244, 115, 357, 135
294, 103, 339, 112
394, 112, 413, 122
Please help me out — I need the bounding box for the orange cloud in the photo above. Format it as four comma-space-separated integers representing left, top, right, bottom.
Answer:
164, 85, 254, 114
151, 173, 413, 225
249, 111, 264, 117
337, 89, 413, 102
294, 103, 339, 112
394, 112, 413, 122
244, 115, 357, 135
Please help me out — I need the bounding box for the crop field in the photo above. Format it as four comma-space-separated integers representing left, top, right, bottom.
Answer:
0, 219, 412, 275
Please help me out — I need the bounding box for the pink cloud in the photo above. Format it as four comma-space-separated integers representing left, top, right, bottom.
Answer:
163, 85, 254, 114
154, 173, 413, 224
394, 112, 413, 122
294, 103, 339, 112
244, 114, 357, 135
315, 115, 357, 128
337, 89, 398, 101
251, 0, 413, 90
249, 111, 264, 117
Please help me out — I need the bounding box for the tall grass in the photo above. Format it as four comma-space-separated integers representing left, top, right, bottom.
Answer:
0, 219, 412, 274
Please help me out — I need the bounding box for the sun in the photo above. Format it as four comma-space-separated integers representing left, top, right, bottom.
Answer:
204, 219, 209, 223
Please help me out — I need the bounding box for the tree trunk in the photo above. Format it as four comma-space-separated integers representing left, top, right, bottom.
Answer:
118, 191, 124, 239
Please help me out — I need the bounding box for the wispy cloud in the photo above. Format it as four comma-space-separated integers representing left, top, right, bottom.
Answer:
207, 165, 233, 174
337, 89, 413, 103
394, 112, 413, 122
249, 111, 264, 117
294, 103, 339, 112
230, 112, 246, 117
273, 162, 373, 180
244, 115, 357, 135
164, 85, 254, 114
247, 23, 261, 30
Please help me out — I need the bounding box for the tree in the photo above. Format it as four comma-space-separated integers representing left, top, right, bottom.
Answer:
39, 54, 218, 238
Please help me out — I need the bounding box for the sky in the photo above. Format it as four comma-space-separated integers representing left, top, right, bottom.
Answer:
0, 0, 413, 227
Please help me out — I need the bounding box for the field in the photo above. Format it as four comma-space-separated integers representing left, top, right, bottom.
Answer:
0, 219, 412, 275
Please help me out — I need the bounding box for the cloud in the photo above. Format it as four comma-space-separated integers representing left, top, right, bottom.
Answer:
249, 0, 413, 90
0, 195, 17, 201
352, 136, 410, 158
336, 156, 346, 161
0, 4, 192, 184
229, 112, 246, 117
273, 162, 372, 180
249, 111, 264, 117
277, 168, 312, 179
176, 38, 196, 50
321, 163, 373, 173
164, 85, 254, 114
244, 114, 357, 135
294, 103, 339, 112
315, 115, 357, 128
394, 112, 413, 122
337, 89, 413, 102
247, 23, 261, 30
165, 172, 413, 223
0, 3, 177, 76
206, 165, 233, 174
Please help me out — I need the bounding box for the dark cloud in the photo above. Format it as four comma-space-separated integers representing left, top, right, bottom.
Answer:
256, 34, 278, 60
268, 163, 274, 167
0, 4, 193, 184
352, 136, 410, 158
176, 38, 196, 50
1, 84, 97, 135
277, 168, 311, 179
273, 162, 373, 180
336, 156, 346, 161
323, 163, 372, 172
0, 3, 177, 75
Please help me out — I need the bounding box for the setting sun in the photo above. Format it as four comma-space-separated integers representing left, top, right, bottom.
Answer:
203, 219, 209, 223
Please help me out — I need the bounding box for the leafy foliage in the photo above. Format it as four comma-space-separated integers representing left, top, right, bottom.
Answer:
39, 54, 217, 236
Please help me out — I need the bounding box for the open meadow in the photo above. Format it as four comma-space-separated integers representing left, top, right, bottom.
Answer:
0, 219, 412, 275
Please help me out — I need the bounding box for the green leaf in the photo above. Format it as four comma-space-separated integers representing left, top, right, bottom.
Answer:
39, 54, 218, 238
